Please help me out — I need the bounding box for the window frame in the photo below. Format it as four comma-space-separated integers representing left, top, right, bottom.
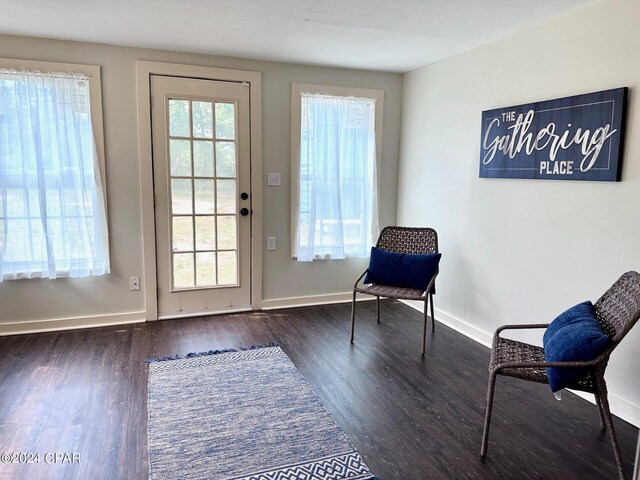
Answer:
0, 57, 108, 278
290, 83, 384, 260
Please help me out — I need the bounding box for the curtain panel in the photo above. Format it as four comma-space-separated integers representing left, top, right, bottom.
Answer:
0, 69, 110, 281
294, 94, 378, 261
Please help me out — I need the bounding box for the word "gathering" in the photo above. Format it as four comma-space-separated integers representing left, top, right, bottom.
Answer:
482, 109, 617, 175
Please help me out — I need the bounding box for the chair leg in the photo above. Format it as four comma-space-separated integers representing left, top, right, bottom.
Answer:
481, 372, 498, 457
376, 296, 380, 323
350, 291, 357, 343
595, 391, 607, 432
595, 375, 627, 480
422, 298, 428, 356
430, 293, 435, 332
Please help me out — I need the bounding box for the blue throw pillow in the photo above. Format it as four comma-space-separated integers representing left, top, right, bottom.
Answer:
543, 301, 611, 392
363, 247, 440, 293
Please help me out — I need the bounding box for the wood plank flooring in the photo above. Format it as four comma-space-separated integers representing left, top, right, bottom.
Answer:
0, 300, 637, 479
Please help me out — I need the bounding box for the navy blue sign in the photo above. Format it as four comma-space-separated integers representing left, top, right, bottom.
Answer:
479, 88, 627, 181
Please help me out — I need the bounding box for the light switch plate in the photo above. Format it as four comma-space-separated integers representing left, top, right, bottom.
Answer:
266, 237, 276, 251
267, 173, 281, 186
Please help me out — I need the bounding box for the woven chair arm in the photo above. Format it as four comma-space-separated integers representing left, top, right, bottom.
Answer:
495, 323, 550, 338
353, 269, 369, 289
492, 358, 600, 374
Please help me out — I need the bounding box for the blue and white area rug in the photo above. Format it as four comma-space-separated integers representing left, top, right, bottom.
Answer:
147, 345, 378, 480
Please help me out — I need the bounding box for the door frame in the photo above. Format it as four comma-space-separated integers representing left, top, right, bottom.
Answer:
136, 61, 263, 320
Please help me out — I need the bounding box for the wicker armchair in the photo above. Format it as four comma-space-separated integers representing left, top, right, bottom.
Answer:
481, 271, 640, 480
350, 226, 439, 356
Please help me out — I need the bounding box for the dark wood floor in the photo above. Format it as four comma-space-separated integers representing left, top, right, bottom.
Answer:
0, 300, 637, 479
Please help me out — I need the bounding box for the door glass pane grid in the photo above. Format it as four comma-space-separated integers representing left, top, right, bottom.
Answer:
167, 97, 240, 290
215, 214, 238, 285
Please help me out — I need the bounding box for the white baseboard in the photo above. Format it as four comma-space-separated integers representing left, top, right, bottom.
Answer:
158, 307, 253, 320
0, 311, 146, 336
401, 299, 493, 347
400, 300, 640, 427
261, 292, 375, 310
570, 390, 640, 428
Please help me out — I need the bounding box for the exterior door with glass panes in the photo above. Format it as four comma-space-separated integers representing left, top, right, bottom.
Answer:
151, 75, 251, 318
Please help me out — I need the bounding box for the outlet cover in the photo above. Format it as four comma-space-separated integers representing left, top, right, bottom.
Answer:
130, 276, 140, 291
266, 237, 276, 251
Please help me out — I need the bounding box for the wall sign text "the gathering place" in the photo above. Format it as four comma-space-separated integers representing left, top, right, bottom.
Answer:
479, 88, 627, 181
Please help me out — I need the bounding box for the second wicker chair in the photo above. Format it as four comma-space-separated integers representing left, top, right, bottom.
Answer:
480, 271, 640, 480
350, 226, 439, 356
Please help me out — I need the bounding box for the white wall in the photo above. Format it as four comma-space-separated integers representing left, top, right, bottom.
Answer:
0, 34, 403, 329
397, 0, 640, 424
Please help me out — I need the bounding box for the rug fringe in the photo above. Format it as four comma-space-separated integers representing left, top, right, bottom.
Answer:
144, 342, 280, 363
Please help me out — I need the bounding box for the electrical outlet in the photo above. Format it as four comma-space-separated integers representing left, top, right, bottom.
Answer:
266, 237, 277, 251
267, 173, 281, 186
130, 276, 140, 291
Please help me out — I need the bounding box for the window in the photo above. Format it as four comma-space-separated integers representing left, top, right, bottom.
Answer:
0, 59, 109, 281
291, 84, 383, 261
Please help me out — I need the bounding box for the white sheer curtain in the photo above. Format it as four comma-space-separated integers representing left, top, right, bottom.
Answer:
295, 93, 378, 261
0, 70, 110, 281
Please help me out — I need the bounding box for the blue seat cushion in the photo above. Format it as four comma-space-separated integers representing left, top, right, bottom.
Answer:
543, 301, 611, 392
363, 247, 440, 293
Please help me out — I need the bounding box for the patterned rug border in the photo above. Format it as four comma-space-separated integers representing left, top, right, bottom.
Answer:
144, 342, 280, 363
148, 346, 284, 373
228, 450, 377, 480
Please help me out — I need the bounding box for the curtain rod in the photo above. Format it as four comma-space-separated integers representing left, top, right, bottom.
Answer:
300, 92, 377, 102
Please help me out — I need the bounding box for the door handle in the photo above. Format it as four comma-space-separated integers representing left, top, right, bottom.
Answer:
240, 207, 250, 216
240, 192, 249, 200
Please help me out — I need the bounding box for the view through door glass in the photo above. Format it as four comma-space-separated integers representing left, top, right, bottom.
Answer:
168, 98, 239, 288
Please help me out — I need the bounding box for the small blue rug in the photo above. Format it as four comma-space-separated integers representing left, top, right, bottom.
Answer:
147, 345, 378, 480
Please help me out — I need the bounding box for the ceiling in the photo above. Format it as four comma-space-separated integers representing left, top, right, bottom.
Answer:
1, 0, 593, 73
